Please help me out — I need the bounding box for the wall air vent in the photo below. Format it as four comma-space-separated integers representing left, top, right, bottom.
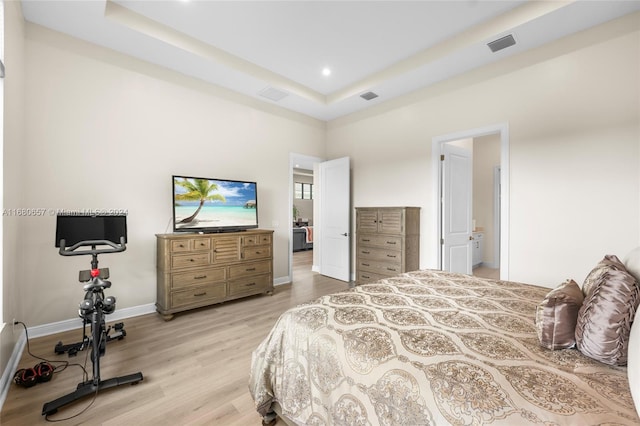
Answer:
360, 91, 379, 101
487, 34, 516, 53
258, 86, 289, 102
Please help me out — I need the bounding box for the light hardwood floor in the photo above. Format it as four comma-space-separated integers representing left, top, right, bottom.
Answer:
1, 250, 348, 425
473, 265, 500, 280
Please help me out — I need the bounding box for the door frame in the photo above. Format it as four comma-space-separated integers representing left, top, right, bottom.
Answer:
492, 166, 501, 269
289, 153, 323, 282
431, 122, 510, 279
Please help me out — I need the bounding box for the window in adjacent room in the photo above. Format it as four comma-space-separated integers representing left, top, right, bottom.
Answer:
294, 182, 313, 200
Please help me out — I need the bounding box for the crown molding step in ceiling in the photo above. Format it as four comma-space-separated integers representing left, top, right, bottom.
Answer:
20, 0, 640, 121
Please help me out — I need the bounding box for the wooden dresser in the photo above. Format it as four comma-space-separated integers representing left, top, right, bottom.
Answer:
156, 229, 273, 320
355, 207, 420, 284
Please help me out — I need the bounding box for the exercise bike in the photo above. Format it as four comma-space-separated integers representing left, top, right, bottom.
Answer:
42, 215, 143, 417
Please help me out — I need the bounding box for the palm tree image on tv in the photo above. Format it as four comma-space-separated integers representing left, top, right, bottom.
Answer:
174, 178, 226, 224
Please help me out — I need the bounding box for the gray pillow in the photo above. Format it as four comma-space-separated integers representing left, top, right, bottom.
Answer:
575, 255, 640, 366
535, 279, 584, 350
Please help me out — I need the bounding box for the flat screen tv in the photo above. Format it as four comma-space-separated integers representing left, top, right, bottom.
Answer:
172, 175, 258, 233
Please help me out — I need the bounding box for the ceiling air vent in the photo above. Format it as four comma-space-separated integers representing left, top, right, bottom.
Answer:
360, 91, 379, 101
258, 86, 289, 102
487, 34, 516, 53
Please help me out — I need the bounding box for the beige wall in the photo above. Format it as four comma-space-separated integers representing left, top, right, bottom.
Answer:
1, 1, 26, 380
8, 22, 325, 328
327, 14, 640, 287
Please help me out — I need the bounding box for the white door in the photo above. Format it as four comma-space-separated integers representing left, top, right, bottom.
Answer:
442, 144, 473, 274
319, 157, 350, 281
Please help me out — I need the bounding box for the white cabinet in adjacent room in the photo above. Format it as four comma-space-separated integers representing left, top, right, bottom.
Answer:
472, 232, 484, 268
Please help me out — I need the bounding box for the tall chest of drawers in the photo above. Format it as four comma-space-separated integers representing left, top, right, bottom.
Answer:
355, 207, 420, 284
156, 230, 273, 320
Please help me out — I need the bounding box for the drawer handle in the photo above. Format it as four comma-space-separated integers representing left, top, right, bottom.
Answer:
256, 251, 261, 254
194, 275, 207, 280
189, 258, 195, 262
387, 267, 397, 271
363, 275, 371, 279
386, 241, 396, 245
362, 239, 370, 242
362, 251, 370, 254
386, 254, 396, 258
179, 244, 185, 248
194, 292, 207, 297
246, 267, 256, 272
363, 263, 370, 267
245, 282, 256, 287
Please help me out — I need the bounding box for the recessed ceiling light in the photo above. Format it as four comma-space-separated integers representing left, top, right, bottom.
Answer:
322, 67, 331, 77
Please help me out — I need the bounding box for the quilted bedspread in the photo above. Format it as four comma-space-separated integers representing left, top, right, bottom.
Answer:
249, 270, 639, 425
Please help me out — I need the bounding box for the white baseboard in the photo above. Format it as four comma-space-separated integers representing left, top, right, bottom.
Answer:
274, 276, 290, 286
26, 303, 157, 339
0, 330, 26, 412
0, 303, 156, 412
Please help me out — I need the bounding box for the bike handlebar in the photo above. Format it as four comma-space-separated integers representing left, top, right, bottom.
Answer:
58, 237, 127, 257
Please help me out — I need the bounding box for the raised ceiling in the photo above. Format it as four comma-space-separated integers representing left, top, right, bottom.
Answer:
20, 0, 640, 121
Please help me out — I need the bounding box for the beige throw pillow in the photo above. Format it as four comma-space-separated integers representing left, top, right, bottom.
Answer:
535, 279, 584, 350
575, 255, 640, 366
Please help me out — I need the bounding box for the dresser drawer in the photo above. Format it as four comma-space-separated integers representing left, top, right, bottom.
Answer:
243, 245, 271, 261
171, 283, 226, 308
241, 235, 260, 246
356, 270, 388, 284
171, 252, 210, 269
228, 260, 271, 279
357, 246, 402, 265
358, 234, 403, 249
357, 259, 402, 275
257, 234, 272, 245
228, 274, 271, 296
171, 238, 211, 252
171, 267, 226, 289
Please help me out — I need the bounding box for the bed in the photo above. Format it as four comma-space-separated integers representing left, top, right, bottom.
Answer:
249, 265, 640, 425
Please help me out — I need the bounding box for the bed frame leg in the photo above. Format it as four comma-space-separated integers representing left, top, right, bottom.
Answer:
262, 410, 277, 426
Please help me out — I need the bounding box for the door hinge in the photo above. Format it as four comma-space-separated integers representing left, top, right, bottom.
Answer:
440, 238, 444, 245
440, 154, 445, 161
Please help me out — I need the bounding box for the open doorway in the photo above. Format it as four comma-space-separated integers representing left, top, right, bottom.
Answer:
432, 123, 510, 280
292, 167, 314, 276
289, 153, 322, 283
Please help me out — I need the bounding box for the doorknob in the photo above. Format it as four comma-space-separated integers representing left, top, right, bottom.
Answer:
469, 236, 474, 240
342, 233, 348, 236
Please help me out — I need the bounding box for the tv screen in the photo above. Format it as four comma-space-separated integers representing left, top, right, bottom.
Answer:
173, 175, 258, 233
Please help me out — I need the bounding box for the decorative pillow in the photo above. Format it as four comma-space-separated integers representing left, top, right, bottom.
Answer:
575, 255, 640, 366
535, 279, 584, 350
624, 246, 640, 284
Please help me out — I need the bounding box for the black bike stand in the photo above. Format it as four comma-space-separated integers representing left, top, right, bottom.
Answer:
54, 319, 126, 356
42, 373, 143, 416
